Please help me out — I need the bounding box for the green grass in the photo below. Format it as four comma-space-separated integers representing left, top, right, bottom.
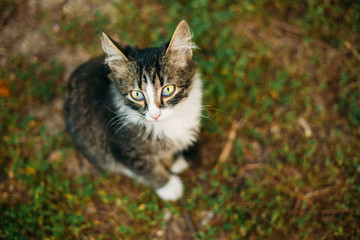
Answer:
1, 0, 360, 239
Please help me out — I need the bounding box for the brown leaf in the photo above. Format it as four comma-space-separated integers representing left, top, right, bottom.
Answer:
0, 79, 10, 97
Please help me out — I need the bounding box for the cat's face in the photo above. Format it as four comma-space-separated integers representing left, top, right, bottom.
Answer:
102, 21, 197, 123
114, 62, 196, 123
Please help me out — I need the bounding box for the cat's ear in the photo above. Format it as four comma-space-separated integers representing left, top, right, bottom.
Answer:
165, 20, 196, 67
101, 32, 128, 76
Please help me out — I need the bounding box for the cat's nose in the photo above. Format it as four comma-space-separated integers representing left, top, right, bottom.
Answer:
149, 107, 161, 121
150, 111, 161, 121
149, 104, 161, 121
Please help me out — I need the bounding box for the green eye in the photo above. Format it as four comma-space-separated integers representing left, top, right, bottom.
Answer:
162, 84, 175, 97
130, 90, 145, 101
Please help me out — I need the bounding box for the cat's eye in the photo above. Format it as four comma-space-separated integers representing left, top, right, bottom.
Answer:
162, 85, 175, 97
130, 90, 145, 101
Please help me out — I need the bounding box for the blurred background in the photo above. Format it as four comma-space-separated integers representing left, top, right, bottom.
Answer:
1, 0, 359, 239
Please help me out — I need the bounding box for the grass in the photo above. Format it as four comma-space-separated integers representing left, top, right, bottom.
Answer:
1, 0, 360, 239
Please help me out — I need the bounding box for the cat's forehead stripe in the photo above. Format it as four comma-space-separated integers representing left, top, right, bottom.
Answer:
152, 71, 157, 85
142, 71, 148, 84
137, 71, 143, 89
142, 69, 156, 86
141, 67, 164, 88
159, 75, 165, 86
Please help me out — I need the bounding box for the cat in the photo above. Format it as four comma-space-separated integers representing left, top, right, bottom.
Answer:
64, 20, 202, 201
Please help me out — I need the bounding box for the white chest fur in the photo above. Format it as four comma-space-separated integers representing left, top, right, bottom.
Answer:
150, 75, 202, 151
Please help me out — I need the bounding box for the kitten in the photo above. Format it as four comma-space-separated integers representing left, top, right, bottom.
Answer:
64, 21, 202, 201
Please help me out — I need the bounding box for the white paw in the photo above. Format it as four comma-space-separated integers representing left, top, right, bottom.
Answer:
155, 175, 183, 201
170, 156, 189, 174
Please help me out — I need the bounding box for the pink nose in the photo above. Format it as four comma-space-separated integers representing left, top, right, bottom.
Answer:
150, 112, 161, 121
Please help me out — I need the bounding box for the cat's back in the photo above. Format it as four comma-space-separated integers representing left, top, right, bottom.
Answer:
64, 56, 116, 167
65, 57, 111, 140
67, 56, 110, 98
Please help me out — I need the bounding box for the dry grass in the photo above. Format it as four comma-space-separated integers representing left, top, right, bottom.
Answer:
1, 0, 359, 239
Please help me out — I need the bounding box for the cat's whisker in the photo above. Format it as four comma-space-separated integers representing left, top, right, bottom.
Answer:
173, 111, 217, 126
200, 114, 217, 126
108, 113, 130, 128
176, 104, 223, 112
202, 108, 227, 114
107, 115, 121, 127
111, 118, 125, 129
199, 105, 227, 113
115, 121, 133, 134
105, 106, 118, 114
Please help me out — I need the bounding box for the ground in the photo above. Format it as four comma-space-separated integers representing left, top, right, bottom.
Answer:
0, 0, 360, 239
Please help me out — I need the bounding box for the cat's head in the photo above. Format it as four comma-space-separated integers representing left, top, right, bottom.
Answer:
101, 20, 199, 123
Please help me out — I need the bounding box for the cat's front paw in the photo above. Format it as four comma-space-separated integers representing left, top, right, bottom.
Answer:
170, 155, 189, 174
155, 175, 183, 201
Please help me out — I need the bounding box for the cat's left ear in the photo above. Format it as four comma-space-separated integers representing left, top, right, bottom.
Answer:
101, 33, 129, 76
165, 20, 196, 67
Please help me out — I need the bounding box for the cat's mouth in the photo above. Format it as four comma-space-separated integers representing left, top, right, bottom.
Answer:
146, 115, 162, 122
145, 108, 174, 123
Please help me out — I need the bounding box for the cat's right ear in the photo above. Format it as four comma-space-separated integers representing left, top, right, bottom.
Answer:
101, 33, 128, 76
165, 20, 196, 68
